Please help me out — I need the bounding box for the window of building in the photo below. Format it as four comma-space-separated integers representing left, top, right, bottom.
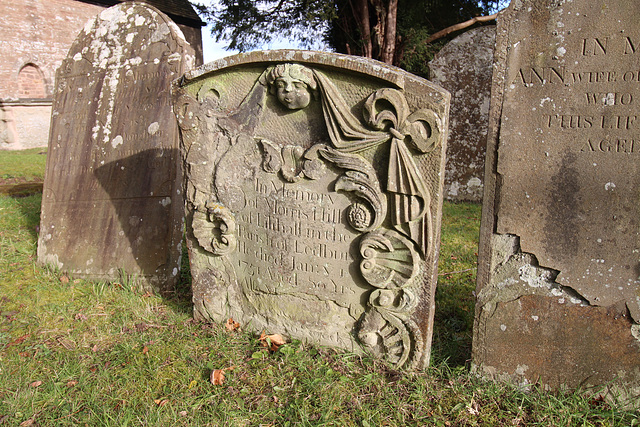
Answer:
18, 64, 46, 98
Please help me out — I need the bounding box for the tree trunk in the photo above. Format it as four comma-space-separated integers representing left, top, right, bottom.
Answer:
356, 0, 373, 58
380, 0, 398, 64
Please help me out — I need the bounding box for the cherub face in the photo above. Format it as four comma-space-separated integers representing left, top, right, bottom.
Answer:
274, 75, 311, 110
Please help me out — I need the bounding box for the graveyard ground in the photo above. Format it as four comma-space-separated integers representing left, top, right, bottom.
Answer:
0, 149, 638, 426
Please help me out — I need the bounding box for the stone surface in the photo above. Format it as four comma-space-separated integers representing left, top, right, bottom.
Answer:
429, 26, 495, 202
0, 100, 52, 150
0, 0, 203, 150
175, 50, 450, 368
37, 3, 195, 292
474, 0, 640, 394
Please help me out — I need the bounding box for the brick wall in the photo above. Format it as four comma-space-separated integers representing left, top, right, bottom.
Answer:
0, 0, 104, 100
0, 0, 203, 101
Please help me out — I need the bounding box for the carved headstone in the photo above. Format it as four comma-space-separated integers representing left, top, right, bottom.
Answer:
175, 51, 450, 368
475, 0, 640, 393
429, 26, 495, 202
37, 3, 195, 291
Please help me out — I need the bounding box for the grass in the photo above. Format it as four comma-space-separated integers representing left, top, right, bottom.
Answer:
1, 149, 639, 425
0, 148, 47, 183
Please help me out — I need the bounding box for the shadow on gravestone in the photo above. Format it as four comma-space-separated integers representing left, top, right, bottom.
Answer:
37, 2, 194, 293
174, 51, 450, 369
93, 148, 181, 285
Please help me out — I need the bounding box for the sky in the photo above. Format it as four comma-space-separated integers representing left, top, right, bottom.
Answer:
198, 0, 306, 63
202, 27, 301, 63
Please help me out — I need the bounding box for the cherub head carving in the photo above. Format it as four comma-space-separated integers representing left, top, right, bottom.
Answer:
267, 63, 318, 110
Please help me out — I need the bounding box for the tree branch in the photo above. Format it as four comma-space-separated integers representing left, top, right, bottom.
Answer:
424, 13, 497, 44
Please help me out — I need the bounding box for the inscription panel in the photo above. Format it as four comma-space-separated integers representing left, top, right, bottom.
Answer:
495, 1, 640, 319
37, 3, 195, 291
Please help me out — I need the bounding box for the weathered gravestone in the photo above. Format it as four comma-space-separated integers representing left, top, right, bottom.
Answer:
37, 2, 195, 292
174, 51, 450, 368
474, 0, 640, 393
429, 26, 495, 202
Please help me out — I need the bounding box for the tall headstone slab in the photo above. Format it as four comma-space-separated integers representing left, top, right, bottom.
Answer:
37, 2, 195, 291
475, 0, 640, 393
429, 26, 495, 202
175, 51, 450, 368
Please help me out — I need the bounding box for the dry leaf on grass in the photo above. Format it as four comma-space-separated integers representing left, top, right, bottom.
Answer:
59, 275, 69, 283
154, 398, 169, 407
210, 366, 236, 386
66, 380, 78, 387
225, 317, 241, 331
142, 346, 149, 355
19, 419, 34, 427
259, 331, 286, 352
210, 369, 225, 386
30, 381, 42, 388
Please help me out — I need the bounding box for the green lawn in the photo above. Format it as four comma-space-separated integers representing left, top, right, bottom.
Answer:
0, 149, 637, 426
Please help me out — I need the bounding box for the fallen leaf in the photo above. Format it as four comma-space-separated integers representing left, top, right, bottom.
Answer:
74, 313, 88, 321
179, 410, 188, 417
154, 398, 169, 407
210, 369, 225, 386
225, 317, 240, 331
18, 352, 30, 358
59, 275, 69, 283
210, 366, 235, 386
19, 419, 34, 427
66, 380, 78, 387
91, 344, 98, 352
142, 346, 149, 355
30, 381, 43, 388
259, 331, 286, 352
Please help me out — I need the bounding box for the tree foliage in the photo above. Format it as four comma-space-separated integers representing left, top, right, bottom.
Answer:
196, 0, 507, 76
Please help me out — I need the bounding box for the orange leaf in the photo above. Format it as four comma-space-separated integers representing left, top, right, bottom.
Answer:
210, 369, 225, 386
66, 380, 78, 387
30, 381, 43, 388
60, 275, 69, 283
154, 398, 169, 406
225, 317, 240, 331
258, 332, 286, 352
142, 346, 149, 355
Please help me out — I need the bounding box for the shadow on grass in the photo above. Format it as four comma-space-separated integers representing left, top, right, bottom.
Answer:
11, 192, 42, 243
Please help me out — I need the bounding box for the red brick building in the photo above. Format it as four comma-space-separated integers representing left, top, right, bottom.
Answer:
0, 0, 204, 149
